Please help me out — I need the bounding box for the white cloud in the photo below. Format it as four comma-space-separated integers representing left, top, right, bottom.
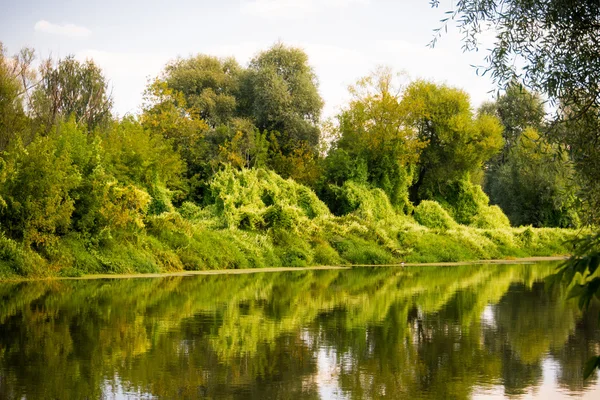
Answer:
241, 0, 369, 19
34, 20, 91, 38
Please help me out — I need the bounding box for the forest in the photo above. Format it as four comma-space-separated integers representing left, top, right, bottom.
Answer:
0, 41, 584, 279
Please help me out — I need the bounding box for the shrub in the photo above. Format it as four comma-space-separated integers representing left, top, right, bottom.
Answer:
323, 181, 397, 220
209, 167, 329, 230
0, 134, 81, 246
272, 230, 313, 267
413, 200, 456, 230
471, 205, 511, 229
434, 180, 490, 225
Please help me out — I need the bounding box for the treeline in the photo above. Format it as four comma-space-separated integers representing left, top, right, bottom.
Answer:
0, 42, 580, 277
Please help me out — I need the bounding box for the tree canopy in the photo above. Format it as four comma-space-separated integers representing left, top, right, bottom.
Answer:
430, 0, 600, 377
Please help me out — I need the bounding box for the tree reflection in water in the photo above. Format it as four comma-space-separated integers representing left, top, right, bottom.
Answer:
0, 262, 598, 399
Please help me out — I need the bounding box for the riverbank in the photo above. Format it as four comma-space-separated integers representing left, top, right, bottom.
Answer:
0, 168, 580, 281
0, 256, 568, 282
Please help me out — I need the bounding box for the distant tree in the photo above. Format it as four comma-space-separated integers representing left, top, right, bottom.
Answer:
324, 68, 425, 211
242, 43, 324, 153
0, 43, 34, 151
400, 80, 503, 204
486, 127, 580, 227
480, 86, 580, 227
483, 84, 546, 164
148, 43, 325, 190
32, 56, 113, 131
161, 55, 242, 127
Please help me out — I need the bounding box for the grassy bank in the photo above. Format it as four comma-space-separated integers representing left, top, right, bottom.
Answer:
0, 168, 577, 280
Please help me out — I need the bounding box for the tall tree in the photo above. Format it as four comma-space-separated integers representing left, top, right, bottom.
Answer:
242, 43, 324, 153
32, 56, 113, 131
0, 43, 33, 151
430, 0, 600, 376
325, 68, 425, 210
161, 55, 242, 127
485, 83, 546, 164
480, 86, 580, 227
486, 127, 580, 227
400, 80, 503, 205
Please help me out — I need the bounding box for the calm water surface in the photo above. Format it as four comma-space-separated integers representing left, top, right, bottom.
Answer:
0, 262, 599, 399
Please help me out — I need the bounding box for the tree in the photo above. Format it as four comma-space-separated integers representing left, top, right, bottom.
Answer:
243, 43, 324, 153
32, 56, 113, 131
324, 68, 425, 211
0, 43, 33, 151
400, 80, 503, 207
102, 117, 186, 214
161, 55, 242, 127
482, 83, 546, 165
481, 85, 580, 227
430, 0, 600, 377
486, 127, 580, 227
149, 43, 325, 189
0, 123, 81, 247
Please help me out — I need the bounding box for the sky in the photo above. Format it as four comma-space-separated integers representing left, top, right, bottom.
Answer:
0, 0, 498, 119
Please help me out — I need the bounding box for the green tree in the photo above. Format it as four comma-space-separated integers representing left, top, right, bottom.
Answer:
141, 79, 211, 202
243, 43, 324, 152
32, 56, 113, 131
400, 80, 503, 214
0, 123, 81, 247
102, 117, 185, 214
0, 43, 32, 152
430, 0, 600, 377
324, 68, 425, 211
486, 127, 580, 227
482, 83, 546, 165
480, 85, 580, 227
161, 55, 242, 127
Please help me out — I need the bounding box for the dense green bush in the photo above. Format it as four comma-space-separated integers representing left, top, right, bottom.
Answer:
209, 167, 329, 230
471, 205, 511, 229
321, 181, 397, 220
433, 180, 490, 225
413, 200, 456, 230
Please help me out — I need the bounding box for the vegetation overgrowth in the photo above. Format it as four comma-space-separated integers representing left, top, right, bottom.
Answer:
0, 42, 581, 279
431, 0, 600, 377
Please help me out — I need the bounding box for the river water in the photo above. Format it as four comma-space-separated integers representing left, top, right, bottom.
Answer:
0, 261, 598, 399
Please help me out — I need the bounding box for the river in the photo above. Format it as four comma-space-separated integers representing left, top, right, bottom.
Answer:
0, 261, 598, 399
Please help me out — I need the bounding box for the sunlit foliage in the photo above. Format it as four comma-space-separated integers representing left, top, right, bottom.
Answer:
0, 41, 580, 279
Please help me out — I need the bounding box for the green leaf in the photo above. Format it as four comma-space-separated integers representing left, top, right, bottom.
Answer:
588, 254, 600, 275
583, 356, 600, 380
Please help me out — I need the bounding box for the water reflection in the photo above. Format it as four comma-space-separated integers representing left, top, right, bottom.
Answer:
0, 263, 598, 399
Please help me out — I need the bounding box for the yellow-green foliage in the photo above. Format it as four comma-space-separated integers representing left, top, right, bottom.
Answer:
471, 205, 511, 229
327, 181, 398, 220
413, 200, 457, 230
435, 181, 492, 225
210, 167, 330, 230
0, 164, 578, 279
0, 130, 82, 247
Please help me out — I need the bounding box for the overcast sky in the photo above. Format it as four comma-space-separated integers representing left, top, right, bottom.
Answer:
1, 0, 498, 119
